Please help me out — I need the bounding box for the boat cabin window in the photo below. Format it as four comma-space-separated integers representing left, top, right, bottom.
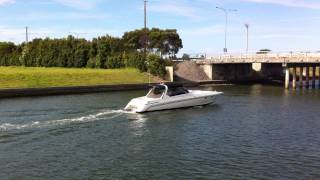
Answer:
147, 86, 166, 98
167, 86, 189, 97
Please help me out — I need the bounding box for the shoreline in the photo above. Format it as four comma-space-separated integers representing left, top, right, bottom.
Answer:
0, 80, 283, 99
0, 81, 228, 98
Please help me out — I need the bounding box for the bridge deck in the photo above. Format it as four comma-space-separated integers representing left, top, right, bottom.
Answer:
196, 53, 320, 64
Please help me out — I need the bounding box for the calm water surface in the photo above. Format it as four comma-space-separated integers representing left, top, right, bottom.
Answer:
0, 85, 320, 179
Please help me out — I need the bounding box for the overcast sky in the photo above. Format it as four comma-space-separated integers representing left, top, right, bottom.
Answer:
1, 0, 320, 55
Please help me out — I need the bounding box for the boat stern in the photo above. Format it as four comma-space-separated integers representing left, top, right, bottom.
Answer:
124, 97, 149, 113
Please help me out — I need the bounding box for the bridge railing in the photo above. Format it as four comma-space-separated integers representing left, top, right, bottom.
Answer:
196, 51, 320, 63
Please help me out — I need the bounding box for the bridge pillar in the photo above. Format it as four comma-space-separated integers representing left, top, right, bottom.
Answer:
312, 66, 316, 89
252, 63, 262, 72
165, 66, 174, 82
306, 67, 310, 89
285, 67, 290, 89
292, 67, 297, 89
318, 66, 320, 89
202, 64, 213, 80
299, 66, 304, 88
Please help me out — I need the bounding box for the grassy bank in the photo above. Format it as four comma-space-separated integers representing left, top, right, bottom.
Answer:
0, 67, 157, 89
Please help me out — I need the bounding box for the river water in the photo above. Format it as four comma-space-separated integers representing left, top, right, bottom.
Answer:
0, 85, 320, 179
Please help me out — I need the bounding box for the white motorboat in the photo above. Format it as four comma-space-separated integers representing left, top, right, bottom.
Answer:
124, 84, 223, 113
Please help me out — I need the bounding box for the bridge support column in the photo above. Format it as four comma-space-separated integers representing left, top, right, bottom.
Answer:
299, 66, 304, 88
306, 67, 310, 89
202, 64, 213, 80
285, 67, 290, 89
312, 66, 316, 89
318, 66, 320, 89
165, 66, 174, 82
292, 67, 297, 89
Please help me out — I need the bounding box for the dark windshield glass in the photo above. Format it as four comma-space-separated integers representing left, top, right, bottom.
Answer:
147, 86, 165, 98
167, 87, 189, 97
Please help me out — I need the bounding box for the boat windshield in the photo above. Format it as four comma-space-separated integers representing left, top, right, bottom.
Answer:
147, 86, 166, 98
167, 86, 189, 97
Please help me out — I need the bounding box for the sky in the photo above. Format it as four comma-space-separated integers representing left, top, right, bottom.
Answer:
1, 0, 320, 55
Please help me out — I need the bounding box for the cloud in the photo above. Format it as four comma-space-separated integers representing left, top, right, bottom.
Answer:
180, 25, 224, 36
17, 12, 110, 21
241, 0, 320, 9
0, 27, 36, 42
0, 0, 15, 6
54, 0, 99, 10
253, 33, 311, 39
148, 1, 201, 19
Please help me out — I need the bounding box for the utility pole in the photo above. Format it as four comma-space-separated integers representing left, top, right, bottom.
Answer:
25, 26, 29, 44
245, 23, 249, 55
144, 0, 150, 85
144, 0, 148, 55
216, 7, 237, 54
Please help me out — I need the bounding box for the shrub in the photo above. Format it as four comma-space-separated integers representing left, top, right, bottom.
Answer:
125, 52, 147, 72
86, 58, 96, 68
147, 54, 166, 77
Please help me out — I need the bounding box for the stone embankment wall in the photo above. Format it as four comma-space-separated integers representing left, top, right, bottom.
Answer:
174, 61, 210, 82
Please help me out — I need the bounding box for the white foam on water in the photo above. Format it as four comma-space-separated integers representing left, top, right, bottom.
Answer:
0, 109, 129, 131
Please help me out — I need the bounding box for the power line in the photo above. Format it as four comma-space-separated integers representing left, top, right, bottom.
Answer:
68, 32, 88, 38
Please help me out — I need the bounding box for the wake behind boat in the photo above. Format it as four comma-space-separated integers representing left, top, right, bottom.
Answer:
124, 84, 223, 113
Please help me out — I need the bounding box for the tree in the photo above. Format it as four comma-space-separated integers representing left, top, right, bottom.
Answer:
182, 53, 190, 60
122, 29, 146, 51
122, 28, 183, 58
0, 42, 17, 66
153, 28, 182, 58
0, 27, 181, 77
96, 35, 123, 68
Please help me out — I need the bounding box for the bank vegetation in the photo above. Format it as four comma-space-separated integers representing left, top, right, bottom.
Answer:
0, 28, 182, 77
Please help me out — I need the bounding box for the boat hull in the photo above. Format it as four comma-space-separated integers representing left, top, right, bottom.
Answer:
125, 91, 222, 113
145, 95, 216, 112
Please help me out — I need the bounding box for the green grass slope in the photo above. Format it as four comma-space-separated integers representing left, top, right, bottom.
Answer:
0, 67, 157, 89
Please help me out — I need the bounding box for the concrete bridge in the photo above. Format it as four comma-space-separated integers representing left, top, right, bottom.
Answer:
197, 52, 320, 64
191, 52, 320, 89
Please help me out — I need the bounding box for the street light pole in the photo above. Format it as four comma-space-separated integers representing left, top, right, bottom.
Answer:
245, 23, 249, 55
216, 7, 237, 54
25, 26, 29, 44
